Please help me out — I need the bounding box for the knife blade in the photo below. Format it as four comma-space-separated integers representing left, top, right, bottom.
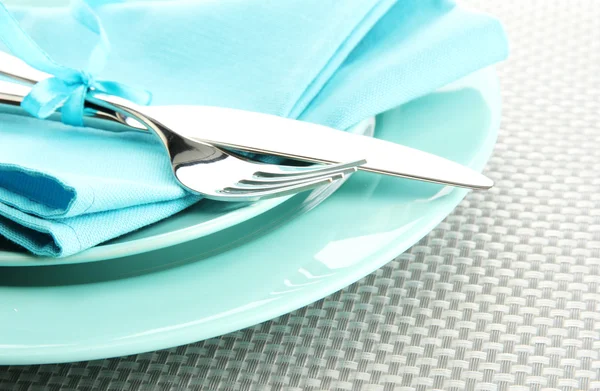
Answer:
141, 104, 494, 190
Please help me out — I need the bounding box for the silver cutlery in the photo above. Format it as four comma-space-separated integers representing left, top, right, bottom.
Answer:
0, 79, 365, 202
0, 51, 493, 190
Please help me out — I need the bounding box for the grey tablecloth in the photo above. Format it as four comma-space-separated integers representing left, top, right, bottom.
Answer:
2, 1, 600, 390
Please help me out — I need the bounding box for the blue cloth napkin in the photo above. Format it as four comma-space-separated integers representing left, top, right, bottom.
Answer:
0, 0, 508, 257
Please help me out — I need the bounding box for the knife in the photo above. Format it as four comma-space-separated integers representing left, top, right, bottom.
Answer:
145, 104, 494, 189
0, 52, 493, 190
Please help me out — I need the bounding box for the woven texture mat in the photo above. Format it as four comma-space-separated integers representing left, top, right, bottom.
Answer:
2, 1, 600, 390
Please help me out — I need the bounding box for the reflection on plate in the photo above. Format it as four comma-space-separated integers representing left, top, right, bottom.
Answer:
0, 67, 500, 365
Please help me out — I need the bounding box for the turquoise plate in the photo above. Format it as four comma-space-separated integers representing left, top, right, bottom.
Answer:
0, 68, 500, 364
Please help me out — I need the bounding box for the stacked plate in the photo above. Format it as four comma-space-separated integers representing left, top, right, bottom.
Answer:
0, 67, 501, 365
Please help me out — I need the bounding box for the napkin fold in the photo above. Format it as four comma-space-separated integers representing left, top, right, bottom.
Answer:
0, 0, 508, 257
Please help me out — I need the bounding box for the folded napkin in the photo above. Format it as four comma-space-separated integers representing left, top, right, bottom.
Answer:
0, 0, 508, 257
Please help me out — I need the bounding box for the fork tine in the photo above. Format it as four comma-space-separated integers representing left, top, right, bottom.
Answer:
251, 159, 366, 180
236, 166, 358, 188
216, 174, 345, 202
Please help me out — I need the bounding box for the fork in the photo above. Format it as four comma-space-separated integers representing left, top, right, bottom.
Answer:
0, 79, 366, 202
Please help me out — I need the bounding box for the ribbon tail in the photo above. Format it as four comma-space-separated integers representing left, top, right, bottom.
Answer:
61, 85, 88, 127
0, 4, 77, 80
1, 1, 151, 127
21, 78, 74, 120
71, 0, 111, 74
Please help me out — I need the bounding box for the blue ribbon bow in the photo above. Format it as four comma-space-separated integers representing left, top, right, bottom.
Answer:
0, 0, 151, 127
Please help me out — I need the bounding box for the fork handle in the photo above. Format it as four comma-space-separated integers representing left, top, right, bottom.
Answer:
0, 51, 46, 86
0, 69, 207, 162
0, 79, 144, 137
0, 51, 146, 129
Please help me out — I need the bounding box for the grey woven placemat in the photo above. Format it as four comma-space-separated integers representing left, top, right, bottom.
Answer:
2, 1, 600, 390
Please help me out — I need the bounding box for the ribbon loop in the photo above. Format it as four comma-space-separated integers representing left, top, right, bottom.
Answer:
79, 71, 95, 87
0, 0, 151, 127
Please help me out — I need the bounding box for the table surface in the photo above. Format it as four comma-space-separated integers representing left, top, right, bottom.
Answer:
2, 1, 600, 390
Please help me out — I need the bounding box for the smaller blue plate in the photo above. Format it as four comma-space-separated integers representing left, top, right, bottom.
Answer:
0, 119, 373, 267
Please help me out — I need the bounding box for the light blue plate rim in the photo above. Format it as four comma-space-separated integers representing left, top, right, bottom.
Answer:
0, 67, 500, 364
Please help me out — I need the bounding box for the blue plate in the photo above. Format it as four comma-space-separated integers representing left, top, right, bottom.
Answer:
0, 67, 500, 364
